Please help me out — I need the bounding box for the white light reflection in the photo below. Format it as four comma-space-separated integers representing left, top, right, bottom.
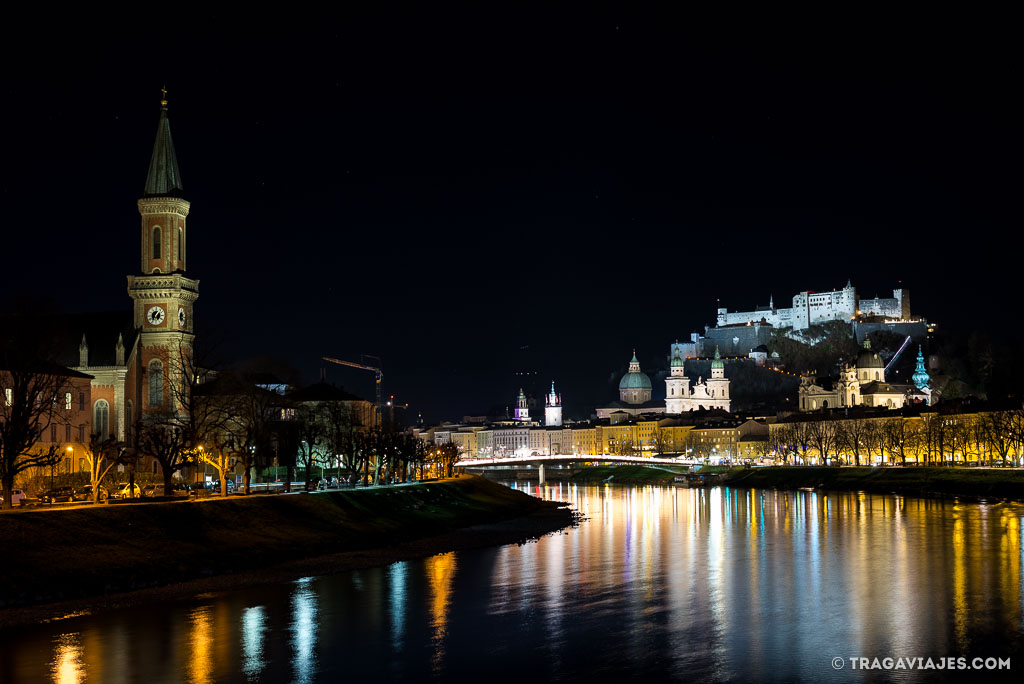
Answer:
389, 561, 408, 650
290, 577, 319, 684
241, 606, 266, 681
50, 633, 83, 684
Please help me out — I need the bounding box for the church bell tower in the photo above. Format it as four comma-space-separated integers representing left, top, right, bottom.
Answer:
127, 90, 199, 415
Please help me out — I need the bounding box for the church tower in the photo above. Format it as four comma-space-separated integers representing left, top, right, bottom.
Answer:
127, 90, 199, 416
665, 342, 691, 414
514, 388, 530, 422
706, 346, 731, 411
544, 381, 562, 426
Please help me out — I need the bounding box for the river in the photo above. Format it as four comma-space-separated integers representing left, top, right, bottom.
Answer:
2, 482, 1022, 682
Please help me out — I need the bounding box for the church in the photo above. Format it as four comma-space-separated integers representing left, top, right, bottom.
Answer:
61, 93, 198, 473
797, 340, 930, 411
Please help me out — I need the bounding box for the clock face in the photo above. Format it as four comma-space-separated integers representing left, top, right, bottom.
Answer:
178, 307, 186, 327
147, 306, 165, 325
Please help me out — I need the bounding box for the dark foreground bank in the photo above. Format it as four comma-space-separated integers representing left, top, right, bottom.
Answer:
725, 466, 1024, 500
0, 475, 575, 626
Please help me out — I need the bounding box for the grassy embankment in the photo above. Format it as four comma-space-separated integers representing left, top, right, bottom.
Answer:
0, 475, 570, 610
724, 466, 1024, 500
569, 465, 687, 484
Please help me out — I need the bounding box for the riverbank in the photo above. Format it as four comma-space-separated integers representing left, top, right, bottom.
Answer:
568, 465, 686, 484
724, 466, 1024, 500
0, 475, 575, 626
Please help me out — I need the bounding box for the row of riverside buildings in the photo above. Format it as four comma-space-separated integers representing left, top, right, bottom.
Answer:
417, 400, 1024, 467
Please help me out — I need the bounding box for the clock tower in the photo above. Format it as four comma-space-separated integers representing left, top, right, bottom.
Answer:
127, 91, 199, 414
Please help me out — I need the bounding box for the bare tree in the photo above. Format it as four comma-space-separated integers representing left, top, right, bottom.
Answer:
1, 316, 80, 509
135, 416, 188, 492
806, 418, 838, 465
984, 411, 1016, 467
81, 434, 129, 503
837, 419, 870, 467
295, 403, 327, 491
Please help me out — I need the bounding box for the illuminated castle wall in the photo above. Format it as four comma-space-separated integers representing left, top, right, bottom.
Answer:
715, 281, 910, 332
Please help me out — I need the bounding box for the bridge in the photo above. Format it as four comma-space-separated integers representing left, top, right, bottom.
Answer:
456, 453, 696, 483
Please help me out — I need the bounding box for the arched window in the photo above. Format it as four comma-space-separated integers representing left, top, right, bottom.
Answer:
94, 399, 109, 438
149, 360, 163, 407
152, 226, 161, 260
64, 392, 72, 410
178, 227, 183, 262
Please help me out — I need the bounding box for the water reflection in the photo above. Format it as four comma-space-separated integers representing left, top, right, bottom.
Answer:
241, 605, 265, 681
3, 483, 1022, 682
291, 577, 319, 684
425, 552, 457, 673
51, 633, 83, 684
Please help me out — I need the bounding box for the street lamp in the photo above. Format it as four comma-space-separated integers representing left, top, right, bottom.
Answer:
194, 445, 204, 495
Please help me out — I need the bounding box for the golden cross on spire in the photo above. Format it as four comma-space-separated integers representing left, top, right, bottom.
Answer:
161, 86, 168, 107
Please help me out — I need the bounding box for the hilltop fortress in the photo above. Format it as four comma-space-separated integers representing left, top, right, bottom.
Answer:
716, 280, 911, 331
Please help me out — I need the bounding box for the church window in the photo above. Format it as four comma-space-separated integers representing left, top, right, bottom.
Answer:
65, 392, 72, 410
153, 227, 161, 259
149, 360, 164, 407
178, 227, 183, 262
94, 399, 109, 438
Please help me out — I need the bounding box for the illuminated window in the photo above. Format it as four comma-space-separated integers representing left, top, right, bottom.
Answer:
4, 388, 10, 406
94, 400, 109, 437
65, 392, 72, 410
153, 226, 161, 259
178, 227, 183, 262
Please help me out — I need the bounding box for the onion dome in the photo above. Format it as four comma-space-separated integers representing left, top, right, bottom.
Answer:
671, 342, 685, 368
856, 338, 884, 369
619, 351, 652, 391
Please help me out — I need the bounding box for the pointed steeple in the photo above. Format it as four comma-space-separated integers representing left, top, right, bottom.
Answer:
79, 334, 88, 367
912, 345, 930, 390
143, 88, 184, 198
712, 345, 724, 369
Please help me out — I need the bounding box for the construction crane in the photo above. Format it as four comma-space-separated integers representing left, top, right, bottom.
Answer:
322, 356, 383, 426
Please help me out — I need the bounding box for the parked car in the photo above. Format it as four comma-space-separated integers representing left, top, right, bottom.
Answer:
40, 486, 78, 504
209, 479, 236, 493
111, 483, 141, 499
141, 484, 166, 498
0, 488, 28, 507
78, 485, 109, 502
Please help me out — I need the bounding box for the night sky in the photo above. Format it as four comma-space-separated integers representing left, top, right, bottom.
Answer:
2, 10, 1018, 422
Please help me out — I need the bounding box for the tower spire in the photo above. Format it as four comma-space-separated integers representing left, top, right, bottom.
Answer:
143, 89, 183, 198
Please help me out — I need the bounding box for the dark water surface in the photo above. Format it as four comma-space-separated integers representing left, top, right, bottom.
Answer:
3, 483, 1023, 683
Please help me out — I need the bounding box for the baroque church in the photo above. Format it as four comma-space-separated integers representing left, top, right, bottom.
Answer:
62, 94, 197, 468
797, 339, 930, 411
595, 349, 732, 419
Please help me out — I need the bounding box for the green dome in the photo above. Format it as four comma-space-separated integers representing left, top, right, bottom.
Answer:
671, 344, 684, 368
711, 346, 724, 370
619, 371, 652, 390
619, 351, 652, 390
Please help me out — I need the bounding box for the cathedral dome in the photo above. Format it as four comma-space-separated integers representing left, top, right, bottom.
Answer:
856, 339, 884, 369
619, 352, 652, 390
619, 371, 652, 390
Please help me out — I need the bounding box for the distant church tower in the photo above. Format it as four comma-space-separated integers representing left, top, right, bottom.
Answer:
514, 388, 530, 422
912, 345, 930, 390
126, 90, 199, 417
665, 343, 691, 413
706, 346, 731, 409
544, 381, 562, 426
